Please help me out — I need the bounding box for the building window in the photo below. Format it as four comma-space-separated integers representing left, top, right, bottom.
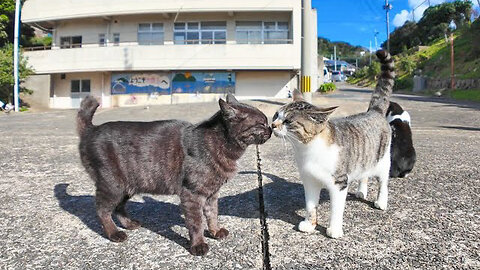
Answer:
236, 21, 290, 44
71, 80, 91, 93
264, 22, 289, 44
174, 21, 226, 45
60, 36, 82, 48
236, 21, 262, 44
113, 33, 120, 46
138, 23, 164, 45
99, 34, 106, 46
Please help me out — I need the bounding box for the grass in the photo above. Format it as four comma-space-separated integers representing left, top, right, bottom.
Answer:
349, 23, 480, 102
449, 89, 480, 102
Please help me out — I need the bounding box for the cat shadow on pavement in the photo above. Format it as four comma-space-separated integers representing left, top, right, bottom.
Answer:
54, 183, 189, 249
55, 174, 373, 249
232, 171, 374, 235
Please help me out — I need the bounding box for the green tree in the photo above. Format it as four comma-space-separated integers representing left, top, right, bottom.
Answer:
385, 0, 473, 55
0, 44, 33, 103
367, 61, 381, 80
0, 0, 35, 47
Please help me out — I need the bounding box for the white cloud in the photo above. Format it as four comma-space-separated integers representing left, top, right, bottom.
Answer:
393, 10, 411, 27
393, 0, 452, 27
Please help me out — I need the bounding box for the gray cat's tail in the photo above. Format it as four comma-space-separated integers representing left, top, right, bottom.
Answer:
77, 96, 99, 137
368, 50, 395, 114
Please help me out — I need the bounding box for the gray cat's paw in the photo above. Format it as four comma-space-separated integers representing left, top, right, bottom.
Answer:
109, 231, 128, 242
355, 191, 367, 200
298, 221, 316, 233
374, 200, 387, 210
214, 228, 229, 240
190, 243, 209, 256
326, 227, 344, 239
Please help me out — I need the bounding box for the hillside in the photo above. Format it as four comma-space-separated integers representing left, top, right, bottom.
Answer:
349, 18, 480, 92
396, 18, 480, 90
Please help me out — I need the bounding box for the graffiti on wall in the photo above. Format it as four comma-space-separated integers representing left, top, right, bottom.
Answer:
111, 72, 235, 95
111, 73, 171, 95
171, 72, 235, 94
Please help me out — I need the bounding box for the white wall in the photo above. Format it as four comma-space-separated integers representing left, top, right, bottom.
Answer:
21, 74, 51, 109
51, 72, 111, 108
236, 71, 296, 99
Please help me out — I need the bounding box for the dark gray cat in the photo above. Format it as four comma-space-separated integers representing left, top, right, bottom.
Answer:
271, 50, 394, 238
77, 94, 271, 256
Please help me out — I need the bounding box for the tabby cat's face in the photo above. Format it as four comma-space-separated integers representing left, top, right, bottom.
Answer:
272, 101, 337, 144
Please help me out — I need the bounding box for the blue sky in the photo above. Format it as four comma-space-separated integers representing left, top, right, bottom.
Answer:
313, 0, 480, 50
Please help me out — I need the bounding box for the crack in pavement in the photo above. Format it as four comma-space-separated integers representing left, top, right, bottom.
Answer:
256, 145, 271, 270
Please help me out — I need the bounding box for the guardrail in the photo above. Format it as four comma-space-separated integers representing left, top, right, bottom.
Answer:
22, 39, 294, 51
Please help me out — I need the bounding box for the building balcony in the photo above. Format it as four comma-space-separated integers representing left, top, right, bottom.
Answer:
24, 42, 300, 74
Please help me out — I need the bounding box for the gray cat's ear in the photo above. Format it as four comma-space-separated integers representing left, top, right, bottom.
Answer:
292, 89, 304, 101
219, 98, 238, 119
226, 93, 239, 104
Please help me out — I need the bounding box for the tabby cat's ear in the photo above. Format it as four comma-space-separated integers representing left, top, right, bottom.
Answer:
292, 89, 304, 101
317, 106, 338, 114
305, 106, 338, 123
219, 98, 239, 119
226, 93, 239, 104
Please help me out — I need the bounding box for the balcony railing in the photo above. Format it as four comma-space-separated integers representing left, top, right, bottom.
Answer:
23, 38, 294, 51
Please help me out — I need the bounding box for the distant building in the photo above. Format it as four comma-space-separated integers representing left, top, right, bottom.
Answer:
324, 60, 348, 72
22, 0, 307, 108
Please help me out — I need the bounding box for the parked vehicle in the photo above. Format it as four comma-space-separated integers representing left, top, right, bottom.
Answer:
331, 71, 345, 82
323, 67, 331, 83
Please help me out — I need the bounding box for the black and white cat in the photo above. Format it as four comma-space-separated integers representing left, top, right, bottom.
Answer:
386, 101, 416, 178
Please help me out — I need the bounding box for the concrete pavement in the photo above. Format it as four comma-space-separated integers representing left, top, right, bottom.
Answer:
0, 84, 479, 269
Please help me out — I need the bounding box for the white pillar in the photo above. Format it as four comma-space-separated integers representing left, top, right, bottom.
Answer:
301, 0, 316, 103
310, 8, 318, 93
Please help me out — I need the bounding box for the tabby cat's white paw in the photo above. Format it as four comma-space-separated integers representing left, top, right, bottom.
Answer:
326, 227, 344, 239
355, 191, 367, 200
298, 221, 316, 233
374, 200, 387, 210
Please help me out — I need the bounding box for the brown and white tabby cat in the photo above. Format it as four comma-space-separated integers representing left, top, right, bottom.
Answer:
271, 50, 395, 238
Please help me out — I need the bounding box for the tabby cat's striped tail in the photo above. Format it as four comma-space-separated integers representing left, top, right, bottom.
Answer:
368, 50, 395, 115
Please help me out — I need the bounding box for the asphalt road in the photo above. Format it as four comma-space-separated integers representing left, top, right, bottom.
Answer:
0, 84, 479, 269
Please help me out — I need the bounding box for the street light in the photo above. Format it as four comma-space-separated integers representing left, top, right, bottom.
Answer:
13, 0, 21, 112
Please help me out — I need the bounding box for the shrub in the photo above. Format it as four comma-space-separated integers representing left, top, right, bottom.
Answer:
367, 61, 381, 79
318, 82, 336, 93
394, 77, 414, 91
399, 58, 417, 74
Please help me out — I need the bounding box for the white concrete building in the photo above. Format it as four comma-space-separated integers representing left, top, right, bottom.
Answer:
21, 0, 309, 109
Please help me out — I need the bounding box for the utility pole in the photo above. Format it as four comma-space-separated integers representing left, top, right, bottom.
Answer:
13, 0, 21, 112
450, 33, 455, 89
369, 40, 372, 65
334, 45, 337, 71
384, 0, 392, 52
300, 0, 316, 102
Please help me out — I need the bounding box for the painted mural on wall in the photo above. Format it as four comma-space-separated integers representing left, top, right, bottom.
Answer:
111, 73, 171, 95
171, 72, 235, 94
